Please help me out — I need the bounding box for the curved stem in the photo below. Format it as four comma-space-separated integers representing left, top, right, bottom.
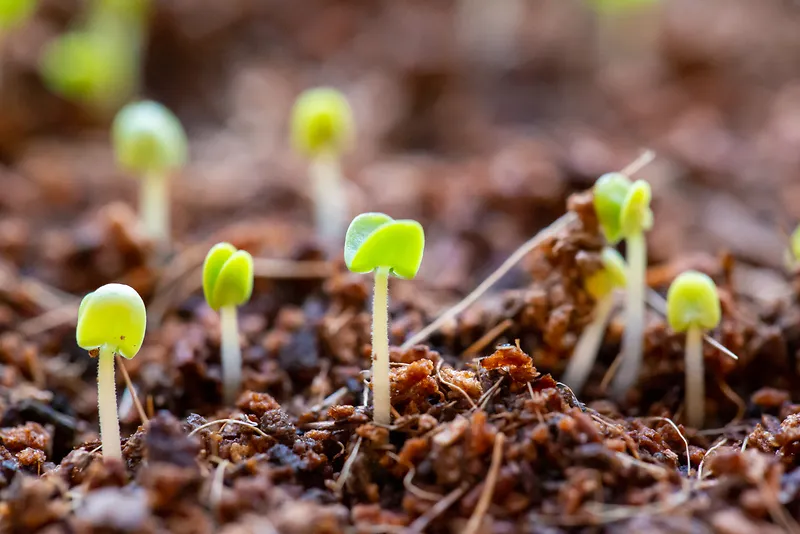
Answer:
611, 231, 647, 401
562, 293, 616, 394
140, 172, 169, 247
372, 267, 391, 425
220, 305, 242, 405
685, 326, 705, 428
97, 344, 122, 462
310, 152, 347, 250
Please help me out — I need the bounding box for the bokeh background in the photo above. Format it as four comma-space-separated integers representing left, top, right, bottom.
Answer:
1, 0, 799, 297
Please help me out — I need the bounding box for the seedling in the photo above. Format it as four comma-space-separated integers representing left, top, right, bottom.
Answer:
202, 243, 254, 404
291, 87, 354, 248
344, 213, 425, 425
76, 283, 146, 462
784, 224, 800, 271
594, 175, 654, 400
112, 100, 188, 248
563, 247, 626, 394
666, 271, 721, 428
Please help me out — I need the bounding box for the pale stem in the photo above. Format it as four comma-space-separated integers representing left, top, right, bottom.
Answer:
611, 231, 647, 400
685, 325, 705, 428
371, 266, 391, 425
139, 172, 170, 247
562, 293, 616, 394
310, 152, 347, 249
97, 344, 122, 462
220, 305, 242, 405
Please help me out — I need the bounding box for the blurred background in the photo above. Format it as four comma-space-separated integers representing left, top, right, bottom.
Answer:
1, 0, 799, 298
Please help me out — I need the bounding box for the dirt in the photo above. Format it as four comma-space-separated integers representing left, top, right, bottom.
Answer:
2, 0, 800, 533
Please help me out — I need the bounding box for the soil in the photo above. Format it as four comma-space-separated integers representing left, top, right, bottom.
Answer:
2, 1, 800, 533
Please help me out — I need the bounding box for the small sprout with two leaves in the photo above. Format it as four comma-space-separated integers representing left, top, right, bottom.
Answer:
76, 283, 146, 463
594, 172, 654, 400
344, 213, 425, 425
291, 87, 354, 248
562, 247, 626, 394
203, 243, 254, 405
112, 100, 188, 248
666, 271, 721, 429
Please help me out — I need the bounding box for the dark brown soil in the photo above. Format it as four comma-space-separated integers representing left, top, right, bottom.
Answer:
2, 1, 800, 533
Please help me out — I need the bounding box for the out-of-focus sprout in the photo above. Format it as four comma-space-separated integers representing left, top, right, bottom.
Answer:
588, 0, 659, 15
76, 283, 146, 463
562, 247, 626, 394
291, 87, 354, 248
609, 179, 653, 400
784, 224, 800, 271
112, 100, 188, 247
0, 0, 37, 30
39, 0, 147, 110
203, 243, 254, 405
345, 213, 425, 425
666, 271, 721, 428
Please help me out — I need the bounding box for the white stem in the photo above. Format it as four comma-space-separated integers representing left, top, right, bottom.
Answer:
372, 266, 391, 425
611, 231, 647, 401
685, 326, 705, 428
310, 153, 347, 249
562, 294, 616, 394
220, 305, 242, 405
139, 172, 170, 247
97, 344, 122, 462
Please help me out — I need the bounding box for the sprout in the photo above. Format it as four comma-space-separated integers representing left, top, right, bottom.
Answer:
784, 224, 800, 271
76, 283, 146, 463
344, 213, 425, 425
595, 176, 654, 401
562, 247, 626, 394
0, 0, 36, 30
666, 271, 721, 428
112, 100, 188, 248
291, 87, 354, 248
202, 243, 254, 404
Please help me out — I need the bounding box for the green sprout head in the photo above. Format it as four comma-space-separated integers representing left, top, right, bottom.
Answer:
593, 172, 632, 245
785, 224, 800, 272
564, 247, 627, 394
666, 271, 720, 428
202, 243, 254, 404
596, 176, 654, 401
0, 0, 36, 30
76, 283, 146, 463
112, 100, 188, 248
344, 213, 425, 425
291, 87, 355, 249
291, 87, 354, 158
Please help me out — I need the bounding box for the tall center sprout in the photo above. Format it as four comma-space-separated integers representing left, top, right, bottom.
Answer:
76, 283, 146, 462
593, 173, 653, 400
202, 243, 254, 405
344, 213, 425, 425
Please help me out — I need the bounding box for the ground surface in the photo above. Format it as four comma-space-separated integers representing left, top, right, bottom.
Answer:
1, 1, 800, 533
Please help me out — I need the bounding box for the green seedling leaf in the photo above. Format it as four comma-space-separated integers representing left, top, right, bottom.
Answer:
291, 87, 354, 157
589, 0, 659, 15
76, 283, 146, 359
0, 0, 36, 29
666, 271, 721, 333
344, 212, 425, 279
585, 247, 627, 299
790, 225, 800, 264
619, 179, 653, 238
112, 100, 188, 175
202, 243, 254, 310
593, 172, 632, 244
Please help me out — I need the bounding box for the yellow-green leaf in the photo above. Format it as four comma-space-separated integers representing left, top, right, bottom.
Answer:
76, 283, 146, 359
291, 87, 354, 157
666, 271, 721, 332
593, 172, 632, 244
344, 212, 425, 279
202, 243, 254, 310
